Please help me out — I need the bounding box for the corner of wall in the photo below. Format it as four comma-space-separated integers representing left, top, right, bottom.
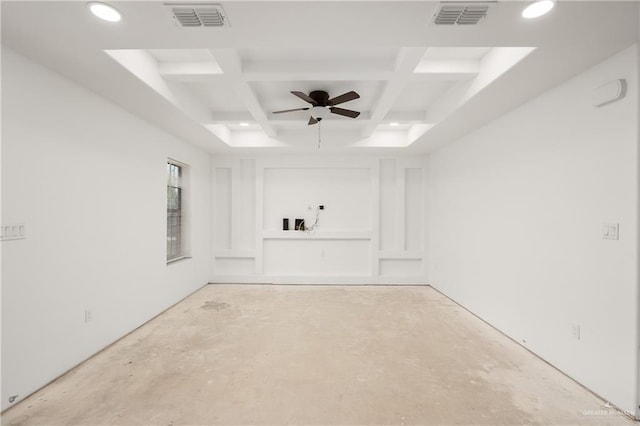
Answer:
635, 11, 640, 420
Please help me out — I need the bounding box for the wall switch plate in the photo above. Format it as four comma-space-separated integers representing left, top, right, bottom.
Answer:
0, 224, 27, 241
602, 223, 619, 240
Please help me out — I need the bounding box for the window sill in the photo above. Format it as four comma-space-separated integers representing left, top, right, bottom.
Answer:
167, 256, 192, 265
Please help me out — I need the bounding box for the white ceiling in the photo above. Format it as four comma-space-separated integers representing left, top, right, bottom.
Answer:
2, 1, 638, 154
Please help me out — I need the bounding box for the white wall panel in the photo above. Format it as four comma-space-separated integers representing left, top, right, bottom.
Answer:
405, 168, 423, 251
263, 239, 371, 276
263, 167, 371, 231
379, 159, 397, 251
214, 168, 232, 250
379, 259, 422, 277
237, 159, 256, 250
211, 156, 427, 284
215, 258, 255, 276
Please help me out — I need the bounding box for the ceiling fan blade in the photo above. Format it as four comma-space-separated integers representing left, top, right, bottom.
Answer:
308, 116, 318, 125
327, 91, 360, 106
272, 107, 310, 114
291, 91, 318, 105
329, 107, 360, 119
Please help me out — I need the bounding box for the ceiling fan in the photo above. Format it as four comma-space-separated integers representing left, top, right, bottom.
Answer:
272, 90, 361, 125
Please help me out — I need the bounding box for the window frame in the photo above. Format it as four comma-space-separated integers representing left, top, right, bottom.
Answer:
166, 159, 190, 264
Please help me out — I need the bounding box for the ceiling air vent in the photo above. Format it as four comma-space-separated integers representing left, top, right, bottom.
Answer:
433, 3, 490, 25
166, 3, 229, 27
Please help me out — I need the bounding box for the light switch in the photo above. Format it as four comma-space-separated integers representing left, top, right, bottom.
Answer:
603, 223, 619, 240
0, 223, 27, 241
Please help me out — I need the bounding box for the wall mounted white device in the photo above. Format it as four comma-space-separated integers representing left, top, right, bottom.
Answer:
592, 79, 626, 108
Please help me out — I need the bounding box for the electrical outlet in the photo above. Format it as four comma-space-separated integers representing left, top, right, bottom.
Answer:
571, 324, 581, 340
602, 223, 619, 240
84, 310, 92, 323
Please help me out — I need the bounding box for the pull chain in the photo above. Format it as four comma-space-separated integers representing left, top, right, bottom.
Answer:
318, 121, 322, 149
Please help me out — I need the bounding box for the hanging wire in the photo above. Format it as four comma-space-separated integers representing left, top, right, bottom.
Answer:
304, 206, 321, 234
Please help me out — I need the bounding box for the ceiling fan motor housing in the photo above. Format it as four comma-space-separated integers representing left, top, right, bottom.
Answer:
309, 90, 330, 106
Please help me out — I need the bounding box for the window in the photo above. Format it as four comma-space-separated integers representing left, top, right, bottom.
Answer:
167, 161, 187, 262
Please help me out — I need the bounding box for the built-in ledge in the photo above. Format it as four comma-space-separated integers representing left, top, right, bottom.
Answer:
214, 250, 256, 259
262, 230, 372, 240
377, 250, 423, 260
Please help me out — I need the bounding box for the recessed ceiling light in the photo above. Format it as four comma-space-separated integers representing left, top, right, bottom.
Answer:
389, 122, 400, 127
239, 122, 249, 127
87, 2, 122, 22
522, 0, 555, 19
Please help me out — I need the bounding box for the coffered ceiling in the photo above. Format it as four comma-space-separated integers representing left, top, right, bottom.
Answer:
2, 1, 638, 154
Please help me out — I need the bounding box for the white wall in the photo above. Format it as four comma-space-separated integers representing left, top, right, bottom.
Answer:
1, 47, 211, 411
211, 156, 427, 284
428, 45, 639, 415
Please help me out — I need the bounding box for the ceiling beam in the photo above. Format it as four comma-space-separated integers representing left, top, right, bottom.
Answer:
424, 47, 535, 126
383, 111, 428, 123
361, 47, 428, 138
107, 49, 220, 129
414, 59, 480, 75
242, 60, 393, 81
412, 59, 480, 81
157, 58, 479, 83
205, 112, 255, 124
412, 47, 536, 150
158, 61, 224, 82
209, 49, 277, 138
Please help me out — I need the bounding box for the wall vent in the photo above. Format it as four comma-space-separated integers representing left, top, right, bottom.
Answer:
433, 3, 491, 25
166, 3, 229, 27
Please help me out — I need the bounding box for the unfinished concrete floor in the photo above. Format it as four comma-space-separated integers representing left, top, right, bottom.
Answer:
2, 285, 635, 425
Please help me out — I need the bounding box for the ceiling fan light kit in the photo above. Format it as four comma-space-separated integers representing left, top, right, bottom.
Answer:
310, 106, 330, 121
